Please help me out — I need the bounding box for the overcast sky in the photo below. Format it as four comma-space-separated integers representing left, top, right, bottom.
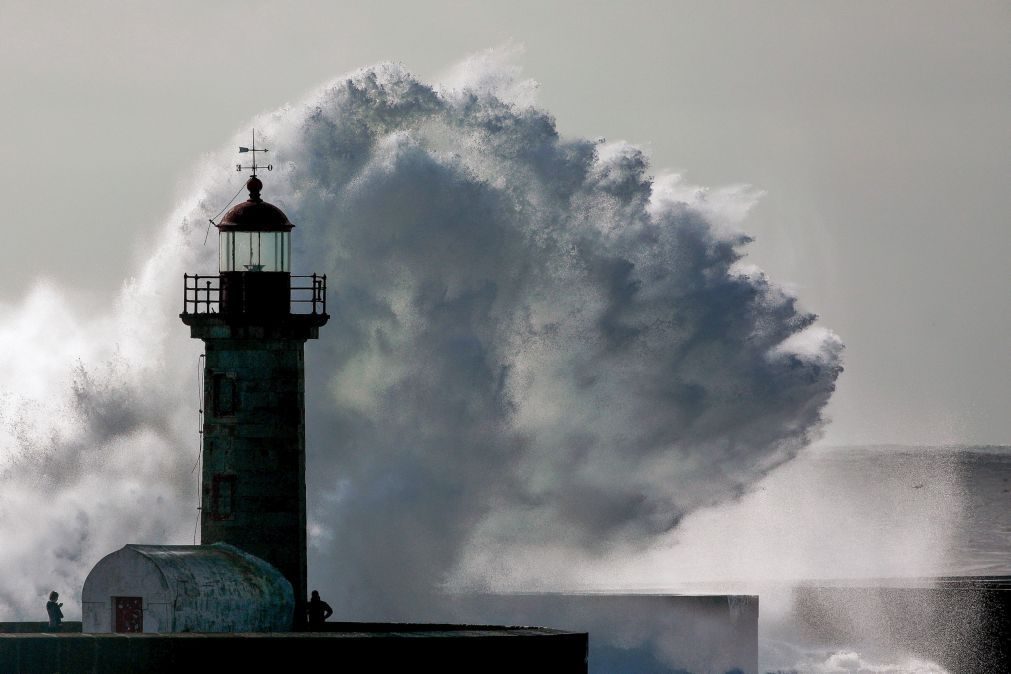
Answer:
0, 0, 1007, 446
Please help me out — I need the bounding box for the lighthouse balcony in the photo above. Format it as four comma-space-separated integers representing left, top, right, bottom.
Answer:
181, 273, 328, 339
183, 272, 326, 316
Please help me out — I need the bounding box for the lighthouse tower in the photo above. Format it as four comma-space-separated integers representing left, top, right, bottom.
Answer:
181, 142, 328, 628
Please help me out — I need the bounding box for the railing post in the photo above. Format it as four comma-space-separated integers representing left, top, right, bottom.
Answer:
205, 280, 212, 314
322, 274, 327, 315
311, 273, 318, 314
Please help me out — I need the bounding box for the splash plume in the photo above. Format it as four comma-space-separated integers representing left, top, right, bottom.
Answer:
0, 54, 841, 620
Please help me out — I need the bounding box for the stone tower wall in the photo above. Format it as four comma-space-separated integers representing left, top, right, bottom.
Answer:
200, 337, 308, 626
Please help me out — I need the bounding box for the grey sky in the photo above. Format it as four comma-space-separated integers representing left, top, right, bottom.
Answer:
0, 0, 1007, 446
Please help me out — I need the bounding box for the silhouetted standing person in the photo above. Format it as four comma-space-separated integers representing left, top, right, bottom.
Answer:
306, 590, 332, 629
46, 591, 63, 631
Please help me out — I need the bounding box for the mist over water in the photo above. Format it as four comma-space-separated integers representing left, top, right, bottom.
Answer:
624, 446, 1007, 672
0, 51, 858, 666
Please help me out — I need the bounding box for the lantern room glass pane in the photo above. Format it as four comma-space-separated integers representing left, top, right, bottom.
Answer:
219, 231, 289, 272
218, 231, 232, 272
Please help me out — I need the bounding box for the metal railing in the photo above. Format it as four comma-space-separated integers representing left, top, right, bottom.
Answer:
183, 274, 327, 315
183, 274, 220, 315
290, 274, 328, 315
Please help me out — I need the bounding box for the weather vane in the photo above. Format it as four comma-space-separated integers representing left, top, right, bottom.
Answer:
205, 129, 275, 242
236, 129, 272, 177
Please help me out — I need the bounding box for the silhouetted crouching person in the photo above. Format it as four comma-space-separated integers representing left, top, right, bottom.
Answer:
307, 590, 333, 629
46, 591, 63, 631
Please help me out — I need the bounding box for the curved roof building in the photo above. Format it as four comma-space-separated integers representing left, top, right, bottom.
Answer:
82, 543, 293, 633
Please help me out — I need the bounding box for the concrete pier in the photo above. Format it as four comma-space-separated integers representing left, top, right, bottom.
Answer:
0, 624, 587, 673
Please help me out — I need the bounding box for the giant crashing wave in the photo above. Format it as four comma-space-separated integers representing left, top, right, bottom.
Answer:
0, 56, 841, 619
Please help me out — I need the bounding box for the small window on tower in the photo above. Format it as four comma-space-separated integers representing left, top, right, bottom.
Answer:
212, 374, 237, 416
211, 474, 236, 520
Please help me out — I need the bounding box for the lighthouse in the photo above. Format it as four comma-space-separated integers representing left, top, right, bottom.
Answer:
180, 141, 328, 628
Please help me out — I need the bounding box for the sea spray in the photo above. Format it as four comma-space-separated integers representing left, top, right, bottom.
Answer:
0, 55, 842, 624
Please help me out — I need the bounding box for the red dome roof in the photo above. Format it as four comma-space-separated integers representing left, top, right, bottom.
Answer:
217, 177, 294, 232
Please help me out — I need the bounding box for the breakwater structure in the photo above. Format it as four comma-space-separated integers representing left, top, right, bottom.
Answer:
792, 575, 1010, 671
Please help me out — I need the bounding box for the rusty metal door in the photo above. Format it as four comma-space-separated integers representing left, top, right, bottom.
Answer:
114, 596, 143, 633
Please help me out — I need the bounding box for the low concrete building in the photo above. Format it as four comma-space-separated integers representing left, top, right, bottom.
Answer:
82, 543, 292, 633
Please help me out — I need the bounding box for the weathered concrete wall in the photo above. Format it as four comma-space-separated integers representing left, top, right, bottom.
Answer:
427, 593, 759, 674
0, 626, 587, 673
82, 544, 292, 633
